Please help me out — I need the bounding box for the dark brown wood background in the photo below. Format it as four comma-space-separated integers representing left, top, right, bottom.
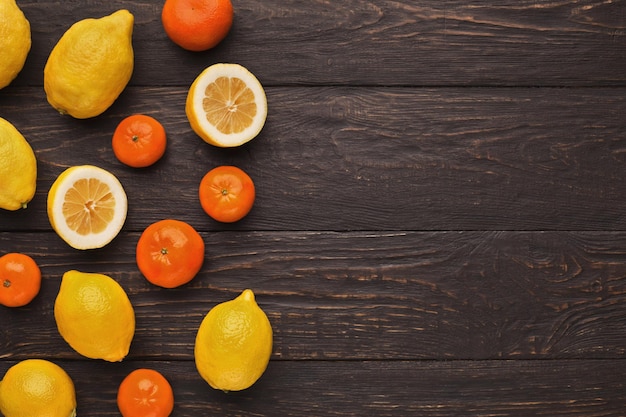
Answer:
2, 0, 626, 415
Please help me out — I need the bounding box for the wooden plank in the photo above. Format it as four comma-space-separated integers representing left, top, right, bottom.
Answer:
10, 0, 626, 87
0, 358, 624, 416
2, 1, 624, 417
3, 230, 626, 360
0, 86, 625, 231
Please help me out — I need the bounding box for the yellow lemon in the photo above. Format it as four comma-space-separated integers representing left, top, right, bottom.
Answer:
0, 359, 76, 417
0, 117, 37, 210
194, 289, 273, 391
54, 270, 135, 362
0, 0, 31, 89
47, 165, 127, 250
186, 63, 267, 147
44, 9, 134, 119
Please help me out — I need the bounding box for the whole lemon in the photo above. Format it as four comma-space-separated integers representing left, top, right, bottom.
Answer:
0, 0, 31, 89
0, 359, 76, 417
44, 9, 134, 119
0, 117, 37, 210
195, 289, 273, 391
54, 270, 135, 362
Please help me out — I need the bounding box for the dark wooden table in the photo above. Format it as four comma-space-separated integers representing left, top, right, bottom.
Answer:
2, 0, 626, 415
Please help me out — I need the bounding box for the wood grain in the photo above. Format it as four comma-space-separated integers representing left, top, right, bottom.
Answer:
9, 0, 626, 87
0, 359, 623, 416
2, 1, 625, 416
2, 230, 626, 360
1, 86, 624, 231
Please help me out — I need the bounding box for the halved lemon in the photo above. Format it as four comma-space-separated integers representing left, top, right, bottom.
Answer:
185, 63, 267, 147
47, 165, 127, 250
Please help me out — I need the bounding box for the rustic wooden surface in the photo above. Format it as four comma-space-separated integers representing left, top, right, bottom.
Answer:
1, 0, 626, 415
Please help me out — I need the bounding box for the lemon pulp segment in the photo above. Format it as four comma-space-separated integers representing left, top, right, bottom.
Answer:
204, 76, 258, 134
63, 177, 116, 235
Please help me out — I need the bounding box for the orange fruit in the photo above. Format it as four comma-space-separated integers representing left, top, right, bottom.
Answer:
0, 253, 41, 307
161, 0, 233, 52
199, 166, 255, 223
186, 63, 267, 147
117, 369, 174, 417
112, 114, 167, 168
47, 165, 128, 250
136, 219, 205, 288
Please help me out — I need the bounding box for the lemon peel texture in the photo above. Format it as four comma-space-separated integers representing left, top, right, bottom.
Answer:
0, 117, 37, 210
54, 270, 135, 362
0, 359, 76, 417
195, 289, 273, 391
0, 0, 31, 89
44, 9, 134, 119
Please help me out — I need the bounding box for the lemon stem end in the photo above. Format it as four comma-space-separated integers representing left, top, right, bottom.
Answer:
240, 289, 255, 302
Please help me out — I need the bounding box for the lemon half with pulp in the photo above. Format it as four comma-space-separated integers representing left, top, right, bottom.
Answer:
47, 165, 127, 249
186, 63, 267, 147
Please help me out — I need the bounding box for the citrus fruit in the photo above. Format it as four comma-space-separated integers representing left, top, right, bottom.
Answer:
0, 117, 37, 210
47, 165, 127, 250
199, 166, 255, 223
136, 219, 205, 288
44, 9, 134, 119
54, 270, 135, 362
112, 114, 167, 168
0, 0, 31, 90
195, 289, 273, 391
161, 0, 233, 52
0, 253, 41, 307
0, 359, 76, 417
186, 63, 267, 147
117, 369, 174, 417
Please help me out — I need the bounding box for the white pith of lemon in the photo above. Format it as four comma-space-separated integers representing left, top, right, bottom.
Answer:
186, 63, 267, 147
47, 165, 127, 250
